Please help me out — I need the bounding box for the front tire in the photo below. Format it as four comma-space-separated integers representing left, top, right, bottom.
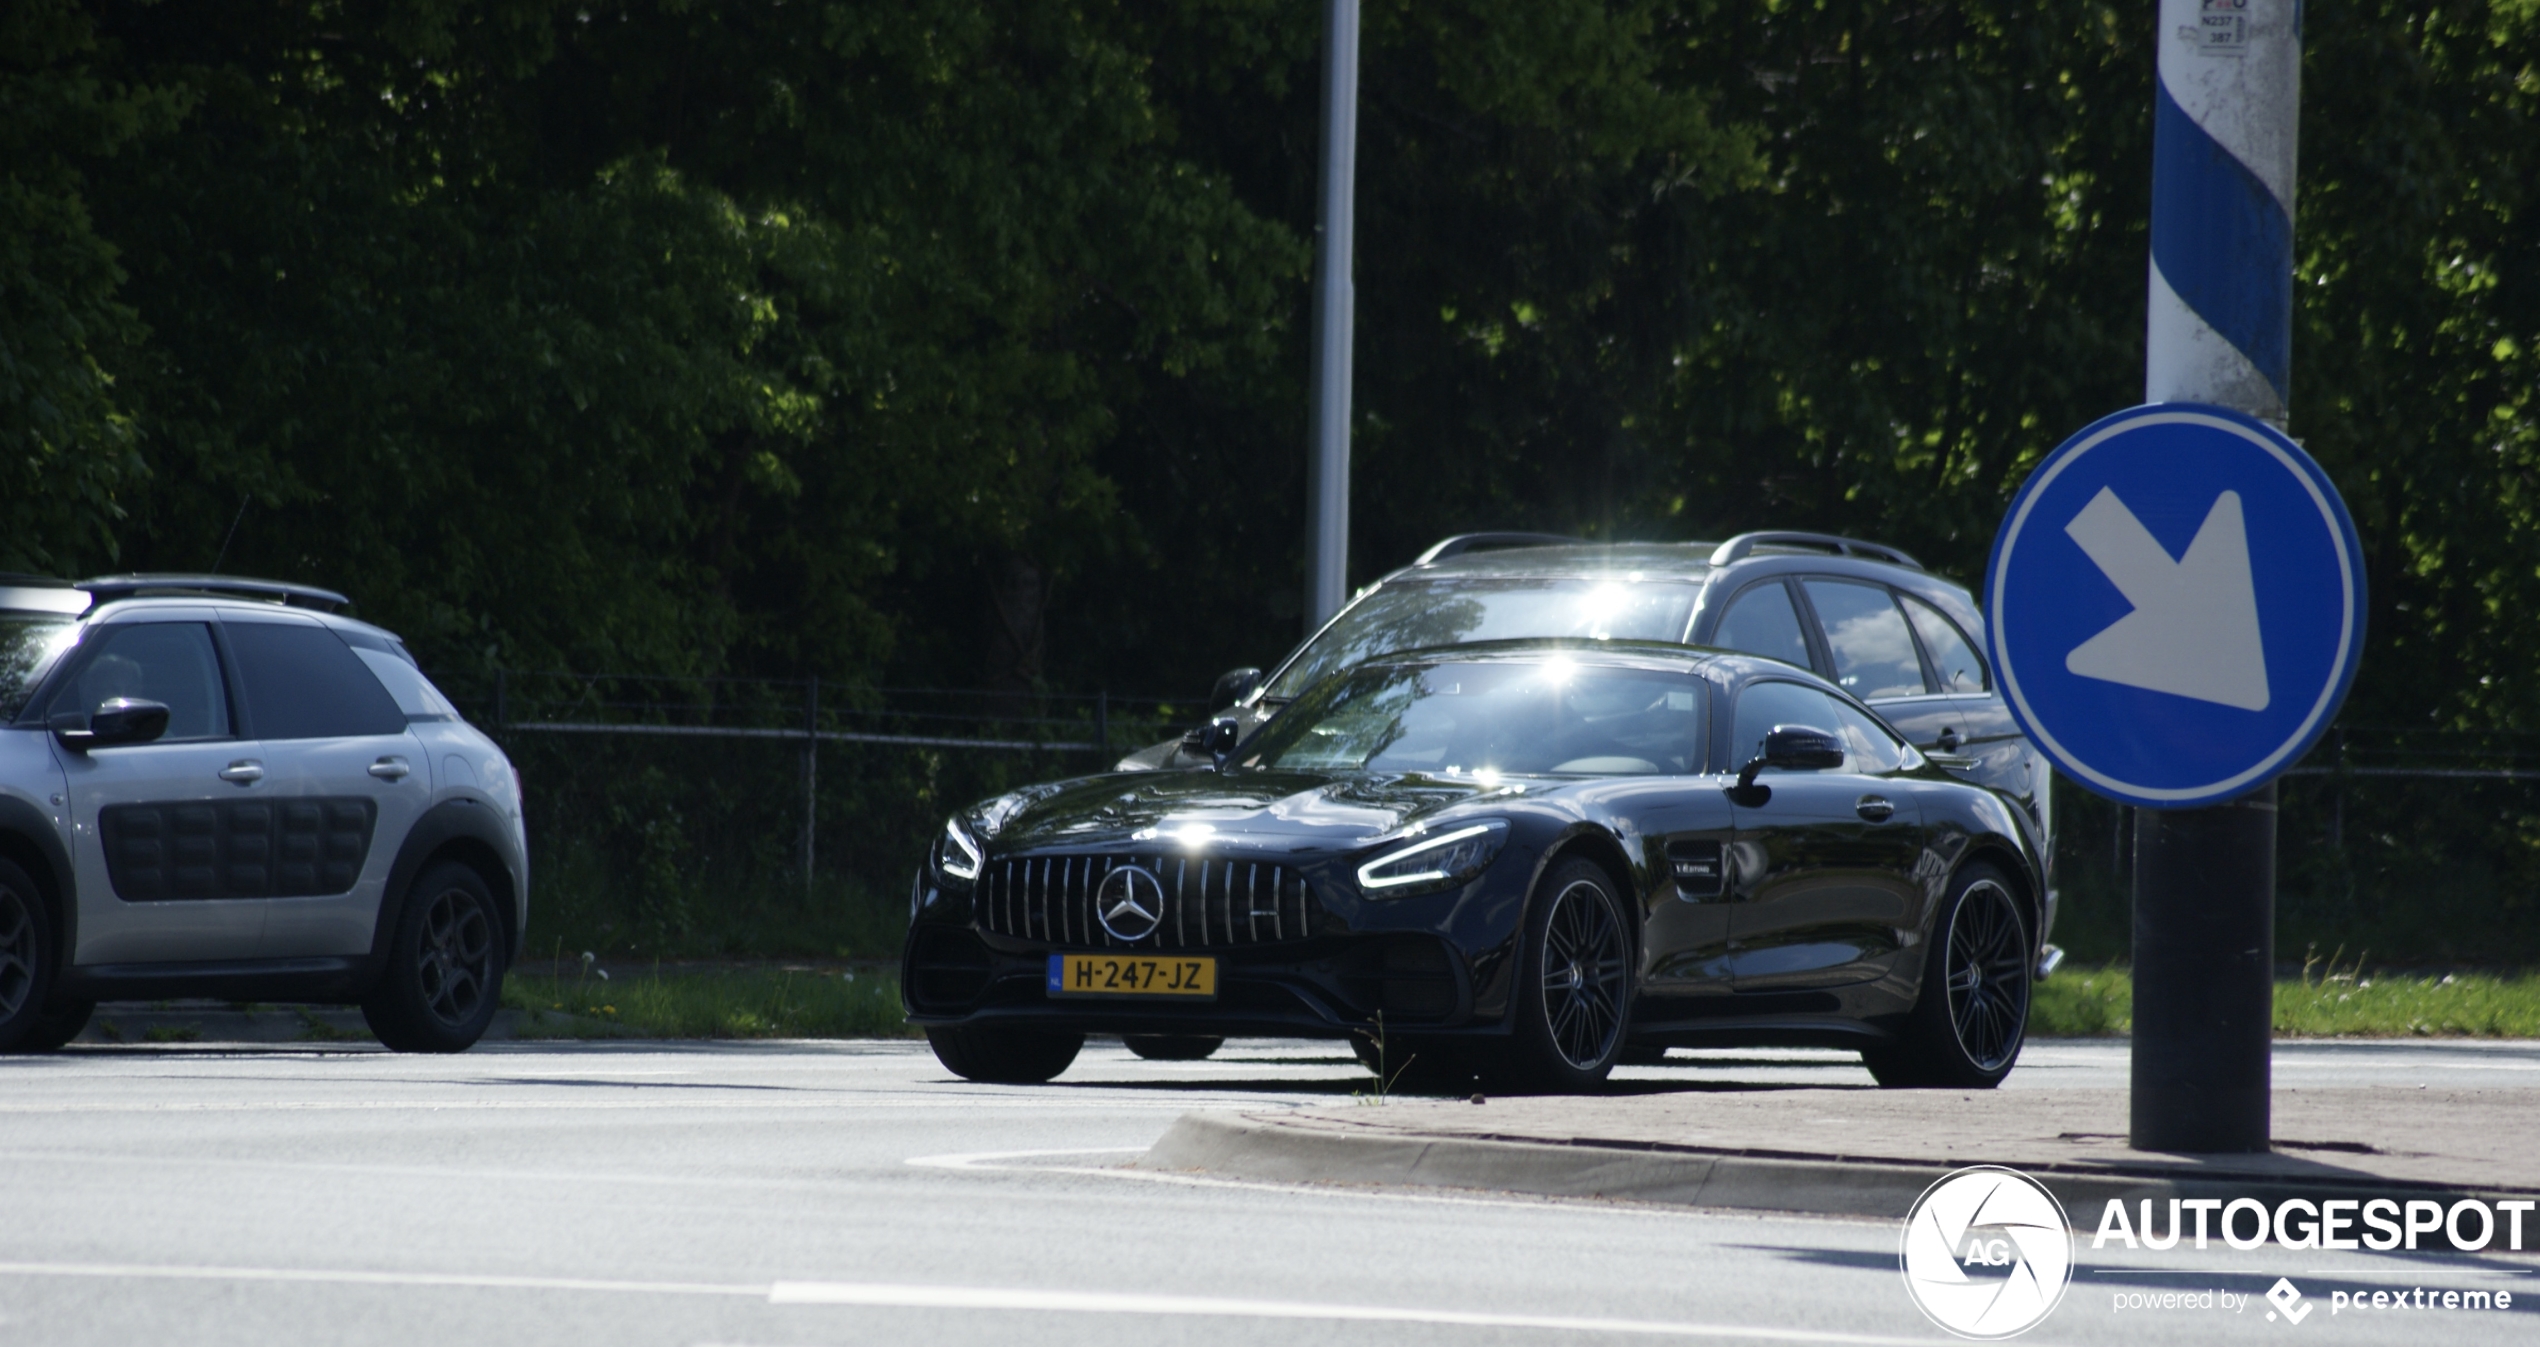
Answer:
1489, 858, 1632, 1094
1864, 864, 2031, 1089
0, 863, 59, 1053
1122, 1034, 1223, 1061
361, 861, 508, 1053
927, 1024, 1083, 1083
18, 1000, 94, 1052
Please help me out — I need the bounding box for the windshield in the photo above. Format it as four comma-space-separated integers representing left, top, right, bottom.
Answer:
0, 616, 80, 720
1264, 577, 1702, 700
1245, 659, 1708, 777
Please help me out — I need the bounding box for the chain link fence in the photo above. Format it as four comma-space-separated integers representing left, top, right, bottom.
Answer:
465, 671, 1196, 960
2048, 727, 2540, 967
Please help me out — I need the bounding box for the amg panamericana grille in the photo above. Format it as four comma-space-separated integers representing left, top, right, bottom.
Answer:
977, 854, 1319, 948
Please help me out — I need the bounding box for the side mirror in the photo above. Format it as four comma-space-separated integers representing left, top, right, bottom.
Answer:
1179, 717, 1242, 767
1731, 723, 1845, 802
1764, 724, 1847, 772
1208, 667, 1263, 714
52, 697, 172, 753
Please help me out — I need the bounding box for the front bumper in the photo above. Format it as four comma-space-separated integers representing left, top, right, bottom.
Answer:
903, 925, 1478, 1038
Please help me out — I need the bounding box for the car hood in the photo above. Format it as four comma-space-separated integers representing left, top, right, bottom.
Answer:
973, 769, 1515, 855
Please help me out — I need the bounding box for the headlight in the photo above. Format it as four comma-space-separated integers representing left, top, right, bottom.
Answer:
937, 817, 983, 881
1357, 820, 1509, 896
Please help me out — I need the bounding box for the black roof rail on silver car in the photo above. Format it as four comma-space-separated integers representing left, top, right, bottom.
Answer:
1707, 531, 1921, 570
77, 573, 351, 612
1414, 532, 1587, 565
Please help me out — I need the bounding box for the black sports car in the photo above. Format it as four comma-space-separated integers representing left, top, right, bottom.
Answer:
903, 641, 2046, 1092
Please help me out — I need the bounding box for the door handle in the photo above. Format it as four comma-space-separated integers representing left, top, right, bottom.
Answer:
1855, 794, 1895, 822
369, 756, 412, 781
218, 760, 265, 784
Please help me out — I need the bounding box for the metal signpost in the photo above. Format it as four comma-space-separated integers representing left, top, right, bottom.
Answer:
1302, 0, 1361, 632
1987, 407, 2365, 1149
1989, 1, 2355, 1153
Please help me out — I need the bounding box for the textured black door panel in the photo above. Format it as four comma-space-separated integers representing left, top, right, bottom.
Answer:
103, 798, 376, 900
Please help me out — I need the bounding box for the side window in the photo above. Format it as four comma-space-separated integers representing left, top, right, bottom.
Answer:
1800, 580, 1928, 699
56, 623, 231, 741
1829, 699, 1910, 774
353, 648, 461, 722
1901, 594, 1987, 693
1712, 582, 1813, 672
225, 621, 408, 739
1729, 681, 1847, 771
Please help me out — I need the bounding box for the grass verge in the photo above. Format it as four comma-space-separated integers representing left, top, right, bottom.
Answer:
2032, 962, 2540, 1037
502, 966, 918, 1040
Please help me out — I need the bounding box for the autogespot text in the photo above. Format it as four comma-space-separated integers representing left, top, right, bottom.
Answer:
2092, 1195, 2534, 1253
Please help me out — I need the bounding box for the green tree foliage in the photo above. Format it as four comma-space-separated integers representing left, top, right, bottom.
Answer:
0, 1, 183, 571
8, 0, 2537, 732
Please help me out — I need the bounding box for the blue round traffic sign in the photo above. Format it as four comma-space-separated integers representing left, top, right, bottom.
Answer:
1985, 403, 2365, 808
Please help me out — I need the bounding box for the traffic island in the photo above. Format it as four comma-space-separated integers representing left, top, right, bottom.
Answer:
1138, 1085, 2540, 1222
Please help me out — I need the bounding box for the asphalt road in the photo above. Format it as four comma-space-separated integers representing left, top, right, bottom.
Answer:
4, 1038, 2534, 1346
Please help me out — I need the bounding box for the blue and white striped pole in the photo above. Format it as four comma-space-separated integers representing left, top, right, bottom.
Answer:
2131, 0, 2301, 1156
2146, 0, 2300, 424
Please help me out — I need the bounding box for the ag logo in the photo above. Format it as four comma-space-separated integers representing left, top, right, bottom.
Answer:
1899, 1166, 2073, 1339
1094, 865, 1166, 942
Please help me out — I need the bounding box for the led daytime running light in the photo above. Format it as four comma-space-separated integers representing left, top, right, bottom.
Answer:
940, 817, 983, 880
1357, 822, 1504, 892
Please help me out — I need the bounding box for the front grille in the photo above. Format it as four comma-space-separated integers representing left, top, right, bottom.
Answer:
977, 854, 1319, 949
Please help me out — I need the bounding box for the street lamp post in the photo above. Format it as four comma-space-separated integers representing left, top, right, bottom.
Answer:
1302, 0, 1360, 632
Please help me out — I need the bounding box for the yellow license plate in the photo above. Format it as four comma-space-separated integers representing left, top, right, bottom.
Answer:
1046, 953, 1217, 1000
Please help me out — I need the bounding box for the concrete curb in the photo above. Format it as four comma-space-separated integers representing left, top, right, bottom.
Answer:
1137, 1112, 2538, 1222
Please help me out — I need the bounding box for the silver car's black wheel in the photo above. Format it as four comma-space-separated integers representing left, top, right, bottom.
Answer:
1865, 864, 2030, 1089
0, 862, 59, 1052
1494, 858, 1631, 1093
362, 861, 508, 1053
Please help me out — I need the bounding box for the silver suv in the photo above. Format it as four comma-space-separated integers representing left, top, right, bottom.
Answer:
0, 575, 527, 1053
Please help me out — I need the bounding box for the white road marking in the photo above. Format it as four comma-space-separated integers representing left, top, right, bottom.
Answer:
766, 1280, 1953, 1343
0, 1261, 759, 1297
0, 1260, 1952, 1342
0, 1095, 1309, 1115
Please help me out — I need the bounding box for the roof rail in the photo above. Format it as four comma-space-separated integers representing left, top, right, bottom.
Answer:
77, 574, 351, 612
1414, 532, 1586, 566
1707, 532, 1921, 570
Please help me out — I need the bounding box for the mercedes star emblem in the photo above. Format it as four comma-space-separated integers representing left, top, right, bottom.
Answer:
1094, 865, 1166, 942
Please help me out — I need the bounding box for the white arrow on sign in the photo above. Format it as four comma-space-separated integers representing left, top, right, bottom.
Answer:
2061, 486, 2271, 711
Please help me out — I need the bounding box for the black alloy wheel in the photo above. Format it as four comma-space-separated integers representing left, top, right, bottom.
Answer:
1944, 878, 2031, 1073
1495, 858, 1632, 1093
1864, 863, 2031, 1089
0, 863, 58, 1052
362, 860, 509, 1053
1122, 1034, 1224, 1061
